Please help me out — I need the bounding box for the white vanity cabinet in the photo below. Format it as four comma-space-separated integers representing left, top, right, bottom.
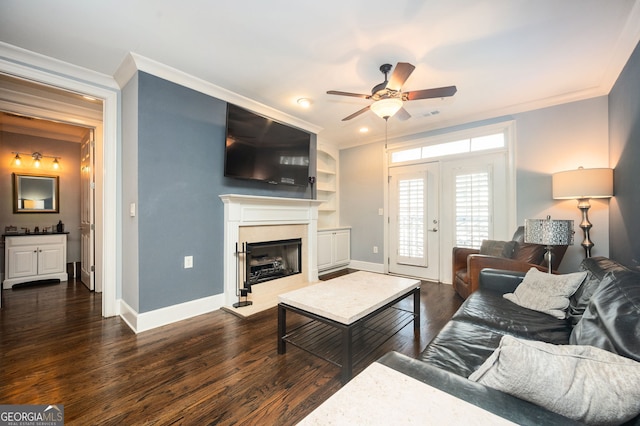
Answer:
318, 227, 351, 272
3, 234, 68, 289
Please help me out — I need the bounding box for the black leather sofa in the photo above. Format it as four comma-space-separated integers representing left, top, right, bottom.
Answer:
379, 257, 640, 425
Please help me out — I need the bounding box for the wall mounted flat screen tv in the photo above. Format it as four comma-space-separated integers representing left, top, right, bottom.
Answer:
224, 103, 311, 187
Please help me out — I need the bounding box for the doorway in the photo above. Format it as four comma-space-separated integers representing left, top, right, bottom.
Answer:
388, 162, 439, 281
0, 75, 100, 294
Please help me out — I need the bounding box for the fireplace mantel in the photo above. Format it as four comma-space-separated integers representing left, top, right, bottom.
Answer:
220, 194, 324, 308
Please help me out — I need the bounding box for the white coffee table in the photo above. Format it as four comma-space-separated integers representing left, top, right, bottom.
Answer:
277, 271, 420, 383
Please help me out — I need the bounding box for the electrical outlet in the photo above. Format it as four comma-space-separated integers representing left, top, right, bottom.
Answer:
184, 256, 193, 268
373, 246, 378, 254
378, 208, 384, 216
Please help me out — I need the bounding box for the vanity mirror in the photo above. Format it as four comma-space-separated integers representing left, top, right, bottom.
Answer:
13, 173, 59, 213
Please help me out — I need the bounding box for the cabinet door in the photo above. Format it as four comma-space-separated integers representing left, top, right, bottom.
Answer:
334, 230, 351, 266
38, 244, 65, 275
7, 246, 38, 278
317, 232, 334, 271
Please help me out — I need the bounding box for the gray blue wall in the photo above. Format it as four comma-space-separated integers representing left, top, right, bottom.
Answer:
125, 72, 316, 313
609, 41, 640, 267
340, 142, 385, 264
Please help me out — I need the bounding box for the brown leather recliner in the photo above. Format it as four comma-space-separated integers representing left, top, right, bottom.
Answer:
452, 226, 568, 299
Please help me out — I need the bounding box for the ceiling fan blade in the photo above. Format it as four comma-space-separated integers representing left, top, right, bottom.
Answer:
386, 62, 416, 92
404, 85, 457, 101
395, 107, 411, 121
327, 90, 371, 99
342, 105, 370, 121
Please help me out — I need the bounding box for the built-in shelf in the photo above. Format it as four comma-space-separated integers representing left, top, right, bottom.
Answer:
317, 145, 338, 229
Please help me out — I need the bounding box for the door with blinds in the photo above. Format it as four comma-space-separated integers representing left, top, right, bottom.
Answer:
388, 163, 439, 280
439, 152, 511, 284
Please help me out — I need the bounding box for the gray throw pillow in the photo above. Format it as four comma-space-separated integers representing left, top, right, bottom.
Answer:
468, 335, 640, 425
503, 268, 587, 319
479, 240, 517, 258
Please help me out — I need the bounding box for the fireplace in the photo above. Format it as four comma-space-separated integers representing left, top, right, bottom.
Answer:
246, 238, 302, 286
220, 194, 323, 315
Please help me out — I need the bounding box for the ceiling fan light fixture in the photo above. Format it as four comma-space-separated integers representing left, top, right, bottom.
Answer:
297, 98, 312, 108
370, 98, 403, 119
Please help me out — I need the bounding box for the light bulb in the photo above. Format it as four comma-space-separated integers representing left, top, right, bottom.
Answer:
34, 158, 40, 168
14, 154, 21, 166
53, 158, 60, 170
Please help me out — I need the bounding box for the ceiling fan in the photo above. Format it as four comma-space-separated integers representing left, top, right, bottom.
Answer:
327, 62, 457, 121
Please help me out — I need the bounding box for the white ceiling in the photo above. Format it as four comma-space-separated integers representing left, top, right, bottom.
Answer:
1, 0, 639, 149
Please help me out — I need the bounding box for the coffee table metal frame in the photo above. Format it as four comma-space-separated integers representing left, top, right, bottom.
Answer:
277, 285, 420, 383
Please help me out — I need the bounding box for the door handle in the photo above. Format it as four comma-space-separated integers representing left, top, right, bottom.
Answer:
428, 228, 438, 232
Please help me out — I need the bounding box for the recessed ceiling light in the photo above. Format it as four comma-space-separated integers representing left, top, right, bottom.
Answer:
297, 98, 311, 108
359, 127, 369, 133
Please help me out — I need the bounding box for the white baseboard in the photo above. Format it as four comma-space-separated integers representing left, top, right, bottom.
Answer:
348, 260, 385, 274
119, 293, 226, 333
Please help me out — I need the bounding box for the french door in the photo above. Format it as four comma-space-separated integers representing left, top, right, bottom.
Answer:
388, 162, 439, 280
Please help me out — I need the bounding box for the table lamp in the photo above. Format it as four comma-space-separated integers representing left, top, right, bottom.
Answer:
524, 216, 574, 273
552, 167, 613, 258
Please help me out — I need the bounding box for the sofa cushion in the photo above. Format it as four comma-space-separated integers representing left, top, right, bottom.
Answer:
469, 336, 640, 425
419, 319, 507, 377
479, 240, 517, 258
570, 269, 640, 362
378, 351, 584, 426
452, 289, 573, 341
503, 268, 586, 319
580, 255, 633, 280
419, 288, 572, 377
568, 271, 611, 325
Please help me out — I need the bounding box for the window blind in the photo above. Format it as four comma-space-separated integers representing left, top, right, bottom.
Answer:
397, 177, 425, 260
455, 172, 490, 248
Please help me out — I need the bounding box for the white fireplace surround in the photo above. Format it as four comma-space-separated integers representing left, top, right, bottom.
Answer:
220, 194, 324, 307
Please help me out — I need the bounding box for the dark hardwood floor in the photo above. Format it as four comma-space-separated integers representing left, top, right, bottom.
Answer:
0, 271, 462, 425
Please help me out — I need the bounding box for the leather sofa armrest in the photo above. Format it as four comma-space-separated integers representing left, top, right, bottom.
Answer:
467, 255, 547, 294
376, 351, 582, 426
453, 247, 479, 273
478, 268, 527, 294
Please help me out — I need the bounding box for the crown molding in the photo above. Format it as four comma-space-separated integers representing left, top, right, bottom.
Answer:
114, 52, 323, 134
0, 42, 119, 91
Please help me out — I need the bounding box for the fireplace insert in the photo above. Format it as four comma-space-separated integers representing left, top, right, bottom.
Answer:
246, 238, 302, 285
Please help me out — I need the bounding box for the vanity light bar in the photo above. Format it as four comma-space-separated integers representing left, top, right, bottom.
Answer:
12, 151, 62, 169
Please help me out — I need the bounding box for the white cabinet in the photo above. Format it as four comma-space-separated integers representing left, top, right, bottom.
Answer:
3, 234, 68, 289
318, 227, 351, 272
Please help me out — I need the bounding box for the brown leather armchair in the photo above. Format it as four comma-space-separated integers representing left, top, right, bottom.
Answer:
452, 227, 568, 299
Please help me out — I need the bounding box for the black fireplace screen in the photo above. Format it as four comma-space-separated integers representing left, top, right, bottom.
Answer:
245, 238, 302, 285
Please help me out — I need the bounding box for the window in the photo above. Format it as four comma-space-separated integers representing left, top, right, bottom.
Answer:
455, 171, 490, 248
397, 177, 425, 259
390, 132, 505, 164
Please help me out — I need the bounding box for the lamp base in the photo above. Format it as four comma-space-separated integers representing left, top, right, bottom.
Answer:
577, 198, 593, 258
544, 246, 554, 274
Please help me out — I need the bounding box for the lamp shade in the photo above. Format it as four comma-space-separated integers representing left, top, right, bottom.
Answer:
524, 217, 574, 246
552, 167, 613, 199
370, 98, 403, 119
